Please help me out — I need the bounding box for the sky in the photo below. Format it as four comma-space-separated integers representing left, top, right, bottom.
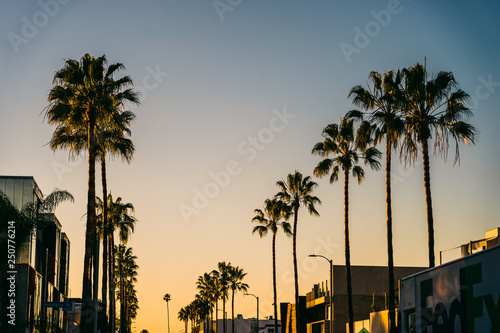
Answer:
1, 0, 500, 332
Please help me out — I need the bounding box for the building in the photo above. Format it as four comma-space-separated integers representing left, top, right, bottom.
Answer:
0, 176, 72, 332
281, 265, 426, 333
399, 228, 500, 332
200, 316, 281, 333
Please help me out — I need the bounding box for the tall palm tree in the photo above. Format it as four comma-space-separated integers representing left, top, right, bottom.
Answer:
228, 266, 249, 333
108, 195, 137, 333
164, 293, 172, 333
399, 62, 477, 268
347, 70, 404, 332
45, 53, 139, 329
48, 111, 136, 332
276, 171, 320, 333
99, 114, 136, 326
252, 198, 292, 333
217, 262, 231, 333
312, 117, 381, 333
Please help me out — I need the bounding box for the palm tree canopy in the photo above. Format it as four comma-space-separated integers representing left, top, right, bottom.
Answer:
252, 198, 292, 237
312, 117, 381, 184
45, 54, 139, 160
275, 171, 321, 216
347, 70, 405, 148
228, 266, 249, 294
400, 63, 478, 165
164, 293, 171, 302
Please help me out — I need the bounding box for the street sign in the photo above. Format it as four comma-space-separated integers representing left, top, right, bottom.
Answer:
42, 302, 74, 312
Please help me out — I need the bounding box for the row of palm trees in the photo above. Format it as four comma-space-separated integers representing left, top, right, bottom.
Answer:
44, 53, 140, 332
115, 244, 140, 333
178, 262, 249, 333
251, 61, 477, 333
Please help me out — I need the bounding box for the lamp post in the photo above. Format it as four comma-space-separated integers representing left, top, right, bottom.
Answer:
244, 294, 259, 333
309, 254, 333, 333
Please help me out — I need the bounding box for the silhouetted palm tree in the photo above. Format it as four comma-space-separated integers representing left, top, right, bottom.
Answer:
312, 117, 381, 333
228, 266, 249, 333
348, 70, 404, 332
399, 62, 477, 268
252, 198, 292, 333
276, 171, 320, 333
115, 244, 138, 333
178, 307, 189, 333
45, 53, 139, 329
164, 293, 172, 333
107, 194, 137, 333
216, 262, 231, 333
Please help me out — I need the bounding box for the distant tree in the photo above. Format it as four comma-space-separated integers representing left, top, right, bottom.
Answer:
164, 293, 172, 333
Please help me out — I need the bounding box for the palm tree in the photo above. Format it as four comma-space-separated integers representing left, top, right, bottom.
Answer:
399, 62, 477, 268
276, 171, 320, 333
164, 293, 172, 333
216, 262, 231, 333
347, 70, 405, 332
108, 195, 137, 333
312, 116, 381, 333
197, 273, 220, 333
99, 114, 136, 326
115, 244, 139, 333
208, 270, 223, 333
48, 97, 136, 329
252, 198, 292, 333
45, 53, 139, 329
228, 266, 249, 333
178, 307, 189, 333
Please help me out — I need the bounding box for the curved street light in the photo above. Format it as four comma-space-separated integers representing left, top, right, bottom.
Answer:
309, 254, 333, 333
244, 294, 259, 333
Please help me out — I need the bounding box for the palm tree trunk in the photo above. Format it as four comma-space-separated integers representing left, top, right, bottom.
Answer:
101, 158, 108, 331
110, 232, 116, 333
292, 206, 300, 333
272, 233, 278, 333
167, 301, 171, 333
215, 300, 218, 333
421, 139, 435, 268
344, 172, 354, 333
223, 298, 226, 333
83, 108, 97, 332
231, 290, 235, 333
385, 141, 396, 333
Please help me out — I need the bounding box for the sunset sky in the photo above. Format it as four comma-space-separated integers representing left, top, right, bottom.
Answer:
1, 1, 500, 332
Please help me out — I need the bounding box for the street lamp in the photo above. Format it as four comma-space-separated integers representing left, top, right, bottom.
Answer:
309, 254, 333, 333
244, 294, 259, 333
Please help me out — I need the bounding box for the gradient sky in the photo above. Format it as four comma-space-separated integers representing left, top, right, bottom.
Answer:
1, 1, 500, 332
